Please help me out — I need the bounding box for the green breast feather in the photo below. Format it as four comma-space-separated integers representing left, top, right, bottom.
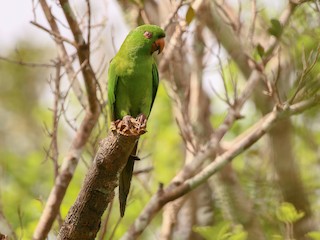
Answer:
108, 24, 165, 121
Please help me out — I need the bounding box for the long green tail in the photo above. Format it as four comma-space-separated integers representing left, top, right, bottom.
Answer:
119, 142, 139, 217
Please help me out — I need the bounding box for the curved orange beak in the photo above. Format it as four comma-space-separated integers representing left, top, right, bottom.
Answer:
152, 38, 165, 54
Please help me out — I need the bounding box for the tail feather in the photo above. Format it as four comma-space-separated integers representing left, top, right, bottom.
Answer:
119, 142, 138, 217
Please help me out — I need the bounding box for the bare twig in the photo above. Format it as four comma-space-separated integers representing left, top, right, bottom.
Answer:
30, 21, 77, 47
33, 1, 100, 239
214, 0, 240, 31
162, 0, 184, 31
86, 0, 91, 59
37, 0, 87, 108
264, 1, 298, 59
248, 0, 257, 45
0, 56, 55, 68
288, 46, 320, 104
109, 217, 122, 240
194, 0, 252, 77
59, 0, 99, 113
122, 95, 320, 240
51, 62, 61, 179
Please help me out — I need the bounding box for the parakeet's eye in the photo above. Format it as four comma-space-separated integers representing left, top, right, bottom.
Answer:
144, 31, 153, 39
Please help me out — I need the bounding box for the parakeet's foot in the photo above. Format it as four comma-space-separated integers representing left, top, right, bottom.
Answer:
136, 114, 147, 133
110, 115, 147, 136
111, 115, 134, 136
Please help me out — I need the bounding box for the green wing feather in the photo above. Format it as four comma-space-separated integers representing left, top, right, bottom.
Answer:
151, 63, 159, 111
107, 60, 119, 121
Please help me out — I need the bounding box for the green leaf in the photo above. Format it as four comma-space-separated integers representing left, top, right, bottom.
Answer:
229, 225, 248, 240
193, 226, 215, 239
193, 222, 247, 240
186, 6, 195, 25
276, 202, 305, 223
268, 19, 282, 38
193, 222, 231, 240
307, 231, 320, 240
272, 235, 284, 240
256, 44, 265, 58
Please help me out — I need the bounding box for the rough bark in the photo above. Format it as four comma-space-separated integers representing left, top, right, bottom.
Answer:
57, 131, 138, 240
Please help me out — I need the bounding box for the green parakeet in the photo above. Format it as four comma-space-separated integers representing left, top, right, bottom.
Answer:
107, 24, 165, 217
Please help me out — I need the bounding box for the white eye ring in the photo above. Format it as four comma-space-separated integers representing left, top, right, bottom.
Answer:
144, 31, 153, 39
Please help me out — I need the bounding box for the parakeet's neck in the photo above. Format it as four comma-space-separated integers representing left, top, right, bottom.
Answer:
118, 40, 151, 60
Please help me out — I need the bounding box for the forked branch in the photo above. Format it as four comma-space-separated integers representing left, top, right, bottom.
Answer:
121, 95, 320, 240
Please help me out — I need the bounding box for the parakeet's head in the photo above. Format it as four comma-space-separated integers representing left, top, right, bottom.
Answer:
121, 24, 166, 56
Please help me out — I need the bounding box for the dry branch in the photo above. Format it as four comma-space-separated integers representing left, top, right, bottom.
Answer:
37, 0, 87, 108
33, 1, 100, 239
200, 1, 317, 237
59, 0, 99, 113
0, 56, 55, 68
193, 0, 252, 77
121, 96, 320, 240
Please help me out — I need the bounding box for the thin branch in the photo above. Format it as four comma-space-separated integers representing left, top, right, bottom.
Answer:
159, 20, 187, 73
288, 46, 320, 104
31, 0, 38, 21
30, 21, 77, 47
51, 62, 61, 179
121, 95, 320, 240
37, 0, 87, 108
217, 53, 232, 105
162, 0, 184, 31
109, 217, 122, 240
0, 56, 55, 68
17, 207, 24, 240
194, 0, 252, 77
264, 1, 298, 59
59, 0, 99, 114
86, 0, 91, 59
179, 69, 261, 182
214, 0, 240, 32
248, 0, 257, 45
33, 1, 100, 239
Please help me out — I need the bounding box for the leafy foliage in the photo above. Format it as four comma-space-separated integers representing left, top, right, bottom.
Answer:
308, 231, 320, 240
276, 202, 305, 224
268, 19, 282, 38
193, 222, 247, 240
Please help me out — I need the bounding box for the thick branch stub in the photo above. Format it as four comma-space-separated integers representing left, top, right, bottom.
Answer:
57, 128, 141, 239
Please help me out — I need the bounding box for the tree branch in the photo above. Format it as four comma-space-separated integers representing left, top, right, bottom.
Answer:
193, 0, 252, 77
57, 131, 138, 240
0, 56, 55, 68
30, 21, 77, 47
59, 0, 99, 114
33, 1, 100, 239
37, 0, 87, 108
121, 95, 320, 240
